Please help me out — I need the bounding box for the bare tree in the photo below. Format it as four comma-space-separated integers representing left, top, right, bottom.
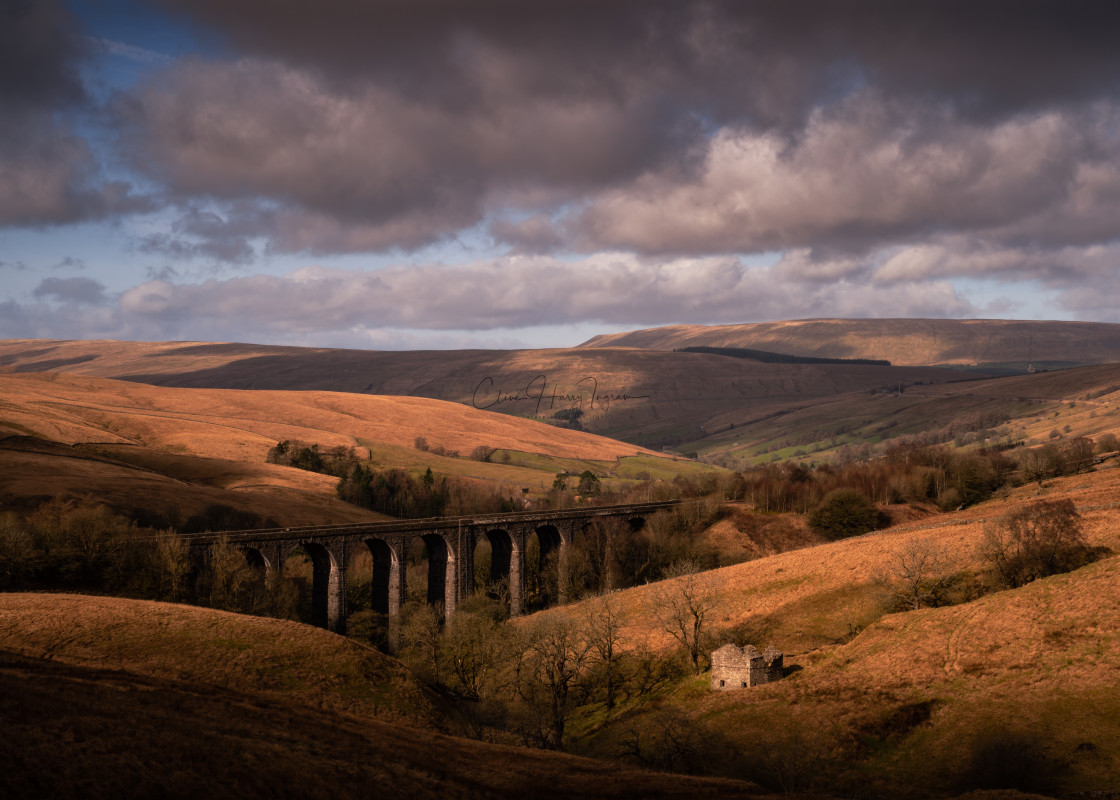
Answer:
654, 559, 715, 675
587, 593, 627, 709
757, 726, 835, 793
620, 709, 723, 774
0, 513, 33, 589
514, 617, 591, 749
149, 529, 190, 601
442, 609, 512, 701
205, 535, 255, 611
1062, 436, 1095, 474
1019, 444, 1065, 486
885, 538, 955, 611
399, 602, 443, 682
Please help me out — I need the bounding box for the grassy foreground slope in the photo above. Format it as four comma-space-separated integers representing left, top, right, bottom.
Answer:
0, 594, 768, 800
0, 593, 437, 725
580, 318, 1120, 368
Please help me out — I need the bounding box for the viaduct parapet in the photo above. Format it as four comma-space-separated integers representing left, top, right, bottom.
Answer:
185, 501, 680, 636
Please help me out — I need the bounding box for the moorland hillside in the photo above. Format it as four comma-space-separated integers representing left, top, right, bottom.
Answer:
0, 372, 688, 526
3, 462, 1117, 797
533, 463, 1120, 795
581, 318, 1120, 368
686, 361, 1120, 466
0, 338, 977, 447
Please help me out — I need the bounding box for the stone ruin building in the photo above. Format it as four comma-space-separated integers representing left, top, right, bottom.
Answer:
710, 643, 784, 690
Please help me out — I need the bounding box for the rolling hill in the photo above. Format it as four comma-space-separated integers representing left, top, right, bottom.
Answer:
0, 371, 688, 526
685, 361, 1120, 465
0, 338, 977, 448
5, 453, 1118, 797
580, 318, 1120, 368
4, 328, 1120, 797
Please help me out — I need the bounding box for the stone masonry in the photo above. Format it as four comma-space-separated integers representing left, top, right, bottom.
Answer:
710, 643, 783, 690
186, 501, 679, 639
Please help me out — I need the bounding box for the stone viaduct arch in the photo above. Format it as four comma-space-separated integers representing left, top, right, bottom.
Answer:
187, 501, 678, 639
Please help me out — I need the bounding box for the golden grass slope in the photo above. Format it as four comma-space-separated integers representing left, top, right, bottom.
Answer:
0, 437, 382, 525
0, 372, 654, 462
0, 370, 670, 524
549, 466, 1120, 794
581, 318, 1120, 366
550, 464, 1120, 660
0, 594, 769, 800
0, 593, 438, 725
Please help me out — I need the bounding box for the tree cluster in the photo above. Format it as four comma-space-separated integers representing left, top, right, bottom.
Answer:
413, 436, 460, 457
0, 500, 188, 599
1017, 436, 1098, 485
550, 408, 584, 430
337, 466, 519, 518
266, 440, 359, 477
395, 590, 689, 752
560, 501, 726, 602
0, 499, 302, 621
737, 443, 1013, 514
807, 489, 880, 540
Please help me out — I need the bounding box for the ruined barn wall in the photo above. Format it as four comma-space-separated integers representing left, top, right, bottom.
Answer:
710, 643, 783, 690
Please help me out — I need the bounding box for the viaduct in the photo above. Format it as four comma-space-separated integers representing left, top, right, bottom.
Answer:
185, 500, 680, 634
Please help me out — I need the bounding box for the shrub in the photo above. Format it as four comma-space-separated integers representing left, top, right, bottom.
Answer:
577, 470, 601, 494
470, 445, 496, 462
807, 489, 879, 540
981, 498, 1094, 588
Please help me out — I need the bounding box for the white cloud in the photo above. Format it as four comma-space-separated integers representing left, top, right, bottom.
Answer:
567, 95, 1120, 256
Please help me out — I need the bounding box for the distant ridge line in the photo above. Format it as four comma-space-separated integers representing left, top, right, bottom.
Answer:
678, 345, 891, 367
580, 318, 1120, 367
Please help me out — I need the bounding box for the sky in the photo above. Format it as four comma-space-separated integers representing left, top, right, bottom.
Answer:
2, 0, 1120, 350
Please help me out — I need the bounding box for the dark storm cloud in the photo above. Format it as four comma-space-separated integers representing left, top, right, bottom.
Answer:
0, 0, 86, 111
116, 0, 1120, 261
116, 53, 702, 253
0, 0, 150, 226
160, 0, 1120, 123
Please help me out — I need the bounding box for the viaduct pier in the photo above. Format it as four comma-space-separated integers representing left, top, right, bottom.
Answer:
185, 500, 680, 633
